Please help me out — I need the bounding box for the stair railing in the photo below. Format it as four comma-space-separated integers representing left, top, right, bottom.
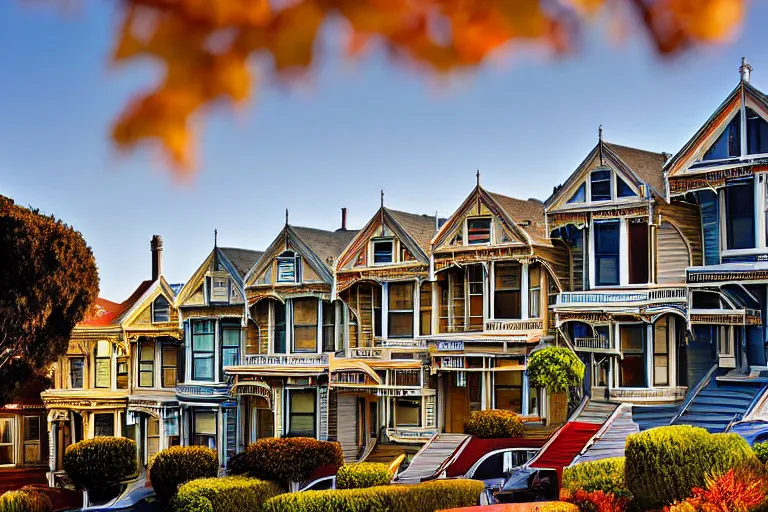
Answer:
725, 413, 743, 433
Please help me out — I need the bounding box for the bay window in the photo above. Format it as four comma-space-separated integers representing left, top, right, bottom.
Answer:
494, 263, 521, 319
288, 390, 316, 437
594, 221, 620, 286
220, 321, 240, 372
388, 282, 414, 338
138, 341, 155, 387
437, 265, 484, 333
619, 325, 646, 387
725, 179, 755, 250
94, 340, 111, 388
293, 298, 318, 353
192, 320, 215, 381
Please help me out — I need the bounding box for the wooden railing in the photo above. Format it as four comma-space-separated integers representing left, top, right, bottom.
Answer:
574, 337, 611, 351
557, 287, 687, 307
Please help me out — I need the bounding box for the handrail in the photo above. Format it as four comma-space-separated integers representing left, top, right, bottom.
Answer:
570, 403, 624, 467
421, 435, 473, 482
391, 431, 440, 483
567, 395, 589, 423
671, 365, 718, 425
725, 413, 743, 433
358, 436, 378, 462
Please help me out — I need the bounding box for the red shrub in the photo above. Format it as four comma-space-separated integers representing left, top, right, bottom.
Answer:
689, 468, 763, 512
560, 489, 630, 512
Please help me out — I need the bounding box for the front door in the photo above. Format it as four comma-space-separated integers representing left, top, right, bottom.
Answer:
448, 373, 470, 433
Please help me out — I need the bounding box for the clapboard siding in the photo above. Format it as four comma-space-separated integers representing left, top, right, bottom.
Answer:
699, 190, 720, 265
657, 222, 690, 284
659, 201, 703, 266
337, 394, 359, 462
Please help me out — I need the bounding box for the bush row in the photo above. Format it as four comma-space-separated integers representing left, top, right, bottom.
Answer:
62, 437, 137, 491
463, 409, 524, 438
0, 489, 52, 512
149, 445, 219, 503
336, 462, 393, 489
171, 476, 283, 512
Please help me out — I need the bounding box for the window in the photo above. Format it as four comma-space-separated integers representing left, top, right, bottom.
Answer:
147, 417, 160, 460
719, 326, 734, 356
628, 221, 649, 284
372, 239, 394, 264
192, 320, 215, 381
273, 303, 287, 353
620, 325, 646, 387
467, 218, 491, 245
193, 411, 216, 449
373, 287, 382, 338
704, 114, 740, 160
117, 355, 128, 389
221, 321, 240, 375
420, 281, 432, 336
467, 265, 484, 330
289, 390, 316, 437
293, 298, 318, 353
494, 263, 521, 319
165, 415, 180, 447
529, 265, 541, 318
725, 179, 755, 250
388, 282, 414, 338
567, 183, 586, 204
23, 416, 41, 464
153, 295, 170, 323
321, 301, 335, 352
495, 371, 522, 413
0, 418, 12, 465
224, 408, 237, 464
400, 245, 415, 262
653, 318, 669, 386
594, 221, 620, 286
161, 345, 179, 387
211, 276, 229, 302
590, 170, 612, 201
395, 398, 421, 427
69, 357, 84, 388
617, 176, 637, 197
139, 341, 155, 387
94, 413, 115, 437
276, 251, 299, 283
94, 340, 111, 388
472, 450, 537, 480
747, 108, 768, 155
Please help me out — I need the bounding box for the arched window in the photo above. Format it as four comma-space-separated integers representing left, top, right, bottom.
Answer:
153, 295, 170, 323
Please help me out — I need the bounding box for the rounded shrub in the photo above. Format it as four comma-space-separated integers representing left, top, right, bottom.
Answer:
148, 445, 218, 503
462, 409, 524, 438
228, 437, 343, 486
0, 489, 53, 512
172, 476, 283, 512
625, 426, 757, 511
535, 502, 579, 512
562, 457, 628, 497
754, 441, 768, 464
528, 347, 584, 393
336, 462, 392, 489
62, 437, 136, 491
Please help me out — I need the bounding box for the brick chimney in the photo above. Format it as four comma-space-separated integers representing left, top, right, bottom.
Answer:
341, 208, 348, 231
151, 235, 163, 281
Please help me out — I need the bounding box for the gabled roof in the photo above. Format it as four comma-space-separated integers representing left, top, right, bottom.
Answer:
386, 209, 439, 253
117, 276, 177, 326
486, 192, 549, 246
605, 143, 668, 196
219, 247, 264, 278
78, 280, 153, 328
176, 245, 261, 306
290, 226, 358, 271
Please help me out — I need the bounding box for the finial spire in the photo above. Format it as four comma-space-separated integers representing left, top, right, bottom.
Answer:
599, 124, 603, 142
285, 208, 289, 226
476, 169, 480, 188
598, 125, 604, 165
740, 56, 753, 82
380, 190, 384, 208
214, 229, 218, 248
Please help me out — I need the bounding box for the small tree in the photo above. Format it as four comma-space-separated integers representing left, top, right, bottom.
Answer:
527, 346, 584, 393
63, 438, 137, 495
149, 446, 218, 503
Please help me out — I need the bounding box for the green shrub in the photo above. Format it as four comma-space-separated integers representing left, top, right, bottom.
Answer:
263, 479, 483, 512
562, 457, 629, 497
625, 426, 757, 511
62, 437, 136, 491
336, 462, 393, 489
149, 445, 218, 503
172, 476, 283, 512
229, 437, 343, 486
535, 502, 580, 512
754, 441, 768, 464
463, 409, 524, 438
528, 347, 584, 393
0, 489, 53, 512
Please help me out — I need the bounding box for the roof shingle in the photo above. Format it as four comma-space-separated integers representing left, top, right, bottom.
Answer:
604, 142, 668, 196
487, 192, 549, 245
291, 226, 359, 270
220, 247, 264, 278
386, 209, 438, 253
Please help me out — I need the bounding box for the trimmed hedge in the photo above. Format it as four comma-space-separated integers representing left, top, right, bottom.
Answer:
535, 503, 579, 512
228, 437, 343, 486
149, 445, 218, 503
562, 457, 629, 497
0, 489, 53, 512
463, 410, 524, 439
625, 425, 757, 511
528, 347, 584, 393
336, 462, 393, 489
754, 441, 768, 464
62, 437, 136, 491
263, 479, 484, 512
171, 476, 283, 512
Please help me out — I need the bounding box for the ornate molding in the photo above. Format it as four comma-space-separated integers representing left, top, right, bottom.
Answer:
669, 165, 764, 195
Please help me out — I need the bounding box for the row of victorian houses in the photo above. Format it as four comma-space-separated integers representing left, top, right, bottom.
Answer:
5, 60, 768, 482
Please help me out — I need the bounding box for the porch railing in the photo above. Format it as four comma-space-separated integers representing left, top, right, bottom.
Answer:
243, 354, 329, 366
557, 287, 687, 307
573, 337, 611, 351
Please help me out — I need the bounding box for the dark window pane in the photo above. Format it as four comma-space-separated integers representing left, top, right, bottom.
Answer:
617, 177, 637, 197
594, 221, 620, 286
93, 414, 115, 437
153, 296, 170, 323
273, 303, 286, 353
747, 108, 768, 155
467, 219, 491, 245
70, 358, 84, 388
373, 241, 393, 264
704, 114, 741, 160
725, 180, 755, 250
567, 183, 586, 203
590, 170, 612, 201
628, 222, 649, 284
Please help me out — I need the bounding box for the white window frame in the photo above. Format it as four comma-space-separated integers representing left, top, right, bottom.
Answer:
210, 275, 229, 303
152, 295, 171, 323
276, 252, 300, 284
464, 217, 492, 246
371, 238, 395, 265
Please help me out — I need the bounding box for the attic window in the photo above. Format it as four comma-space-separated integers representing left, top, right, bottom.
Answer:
747, 108, 768, 155
400, 246, 415, 262
372, 239, 394, 264
276, 251, 299, 283
467, 218, 491, 245
704, 114, 740, 161
617, 176, 637, 198
153, 296, 170, 323
211, 276, 228, 302
567, 183, 585, 204
590, 170, 612, 202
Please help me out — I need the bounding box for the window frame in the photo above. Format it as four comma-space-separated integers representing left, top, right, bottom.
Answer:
138, 340, 155, 388
273, 302, 287, 354
191, 320, 215, 382
288, 389, 317, 438
292, 298, 319, 353
388, 282, 414, 339
618, 323, 647, 388
192, 410, 217, 450
94, 340, 112, 389
419, 281, 432, 336
394, 397, 422, 427
0, 417, 13, 466
93, 413, 115, 437
321, 301, 335, 352
152, 295, 171, 323
466, 217, 492, 245
220, 321, 240, 376
69, 357, 85, 389
528, 264, 541, 319
23, 415, 41, 464
590, 169, 613, 202
724, 179, 756, 251
210, 276, 229, 303
276, 251, 300, 284
372, 239, 395, 265
161, 344, 179, 388
146, 416, 160, 462
494, 263, 522, 320
593, 220, 621, 287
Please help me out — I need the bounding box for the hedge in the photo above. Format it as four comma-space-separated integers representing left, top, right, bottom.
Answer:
263, 479, 484, 512
149, 445, 218, 503
463, 410, 524, 438
62, 437, 136, 491
534, 502, 579, 512
562, 457, 628, 497
228, 437, 343, 486
171, 476, 283, 512
0, 489, 52, 512
754, 441, 768, 464
336, 462, 393, 489
625, 425, 757, 510
527, 347, 584, 393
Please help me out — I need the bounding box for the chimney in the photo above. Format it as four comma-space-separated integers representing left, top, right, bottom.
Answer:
341, 208, 347, 231
151, 235, 163, 281
740, 56, 752, 83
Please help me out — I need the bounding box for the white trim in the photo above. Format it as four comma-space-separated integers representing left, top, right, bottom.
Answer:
619, 219, 629, 286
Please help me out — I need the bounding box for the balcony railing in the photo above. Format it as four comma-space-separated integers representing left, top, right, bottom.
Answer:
243, 354, 329, 366
376, 339, 427, 349
557, 287, 687, 307
573, 337, 612, 352
348, 347, 383, 359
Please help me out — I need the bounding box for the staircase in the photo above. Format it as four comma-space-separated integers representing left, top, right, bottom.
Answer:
573, 405, 639, 464
575, 400, 618, 424
529, 421, 601, 476
393, 433, 469, 484
365, 443, 417, 464
671, 372, 767, 433
632, 404, 679, 431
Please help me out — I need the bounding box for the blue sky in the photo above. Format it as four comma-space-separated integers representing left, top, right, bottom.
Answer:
2, 2, 767, 301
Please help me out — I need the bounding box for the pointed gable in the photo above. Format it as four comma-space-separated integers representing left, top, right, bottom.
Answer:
120, 276, 179, 329
177, 246, 262, 308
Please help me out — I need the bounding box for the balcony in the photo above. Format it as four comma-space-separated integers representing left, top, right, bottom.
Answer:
689, 308, 762, 326
243, 354, 329, 366
592, 386, 687, 403
348, 347, 383, 359
573, 337, 619, 355
226, 354, 330, 376
555, 287, 687, 310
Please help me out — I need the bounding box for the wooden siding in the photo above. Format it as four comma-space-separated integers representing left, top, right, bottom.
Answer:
658, 201, 703, 266
337, 394, 359, 462
698, 190, 720, 265
657, 222, 690, 285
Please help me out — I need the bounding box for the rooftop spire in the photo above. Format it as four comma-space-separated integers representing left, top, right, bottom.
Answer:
740, 56, 753, 83
598, 124, 604, 166
285, 208, 289, 226
380, 190, 384, 208
214, 229, 218, 248
476, 169, 480, 188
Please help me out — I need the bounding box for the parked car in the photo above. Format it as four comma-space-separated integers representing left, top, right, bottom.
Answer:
60, 478, 157, 512
482, 467, 559, 505
459, 448, 539, 493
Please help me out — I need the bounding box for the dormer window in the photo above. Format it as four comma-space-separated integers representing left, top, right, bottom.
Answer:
567, 183, 586, 204
704, 114, 740, 161
467, 218, 491, 245
747, 108, 768, 155
210, 276, 229, 302
617, 176, 637, 198
590, 170, 612, 202
372, 239, 394, 264
276, 251, 299, 283
153, 296, 170, 323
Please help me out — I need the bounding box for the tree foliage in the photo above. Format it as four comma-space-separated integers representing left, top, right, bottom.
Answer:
83, 0, 745, 170
527, 346, 584, 393
0, 195, 99, 405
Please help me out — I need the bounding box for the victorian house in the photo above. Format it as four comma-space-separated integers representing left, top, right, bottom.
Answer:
225, 213, 357, 457
428, 179, 569, 432
174, 239, 262, 467
545, 136, 701, 404
333, 201, 440, 455
0, 378, 48, 471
